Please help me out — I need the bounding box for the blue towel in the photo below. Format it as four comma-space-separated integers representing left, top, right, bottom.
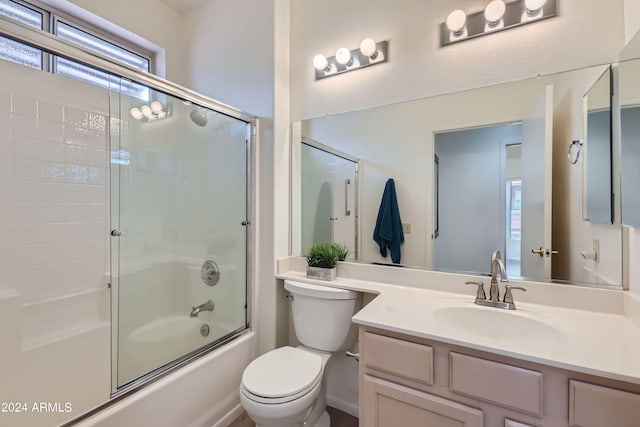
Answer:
373, 178, 404, 264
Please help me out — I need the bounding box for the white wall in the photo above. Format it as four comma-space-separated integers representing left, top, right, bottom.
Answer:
290, 0, 626, 121
625, 0, 640, 44
183, 0, 275, 118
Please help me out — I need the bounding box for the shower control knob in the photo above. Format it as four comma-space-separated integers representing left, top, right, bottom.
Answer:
111, 229, 122, 237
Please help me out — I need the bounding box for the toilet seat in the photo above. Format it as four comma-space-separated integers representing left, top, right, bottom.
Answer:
241, 346, 323, 404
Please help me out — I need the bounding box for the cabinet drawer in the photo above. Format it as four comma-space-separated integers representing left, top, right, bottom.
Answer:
505, 419, 537, 427
450, 352, 543, 416
569, 380, 640, 427
362, 332, 433, 385
362, 375, 483, 427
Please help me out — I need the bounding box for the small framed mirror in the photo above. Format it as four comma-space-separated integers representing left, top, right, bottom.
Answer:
620, 58, 640, 227
583, 66, 614, 224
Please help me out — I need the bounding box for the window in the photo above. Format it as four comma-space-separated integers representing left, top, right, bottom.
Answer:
507, 179, 522, 239
0, 0, 152, 99
0, 0, 43, 69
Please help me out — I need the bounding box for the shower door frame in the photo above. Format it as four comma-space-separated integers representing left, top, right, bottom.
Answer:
109, 112, 253, 396
0, 14, 254, 402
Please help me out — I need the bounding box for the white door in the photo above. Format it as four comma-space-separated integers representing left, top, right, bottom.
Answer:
521, 85, 554, 279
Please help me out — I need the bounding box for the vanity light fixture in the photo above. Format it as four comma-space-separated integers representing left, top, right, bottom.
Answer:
335, 47, 354, 66
484, 0, 506, 30
440, 0, 556, 47
129, 101, 170, 122
313, 38, 388, 80
446, 10, 467, 38
524, 0, 547, 18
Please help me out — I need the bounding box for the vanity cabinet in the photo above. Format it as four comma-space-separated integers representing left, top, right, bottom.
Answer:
362, 375, 483, 426
359, 327, 640, 427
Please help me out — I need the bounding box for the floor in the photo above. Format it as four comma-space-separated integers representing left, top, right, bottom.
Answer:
229, 406, 358, 427
327, 406, 359, 427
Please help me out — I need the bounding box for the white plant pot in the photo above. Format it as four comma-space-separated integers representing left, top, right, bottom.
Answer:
306, 266, 336, 281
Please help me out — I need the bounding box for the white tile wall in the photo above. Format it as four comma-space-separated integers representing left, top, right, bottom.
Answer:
0, 60, 111, 425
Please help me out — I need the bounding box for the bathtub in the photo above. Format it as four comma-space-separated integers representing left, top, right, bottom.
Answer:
76, 330, 256, 427
122, 314, 239, 385
115, 259, 247, 388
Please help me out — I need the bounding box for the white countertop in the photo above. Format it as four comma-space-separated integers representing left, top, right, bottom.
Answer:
277, 266, 640, 385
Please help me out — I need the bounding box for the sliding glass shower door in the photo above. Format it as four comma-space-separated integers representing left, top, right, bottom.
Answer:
109, 81, 249, 390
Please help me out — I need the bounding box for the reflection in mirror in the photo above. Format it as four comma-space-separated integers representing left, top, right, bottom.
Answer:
583, 66, 613, 224
433, 123, 522, 276
620, 58, 640, 227
300, 140, 358, 258
295, 65, 623, 288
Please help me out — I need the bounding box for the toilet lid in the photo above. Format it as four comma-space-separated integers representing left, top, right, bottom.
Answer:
242, 346, 322, 399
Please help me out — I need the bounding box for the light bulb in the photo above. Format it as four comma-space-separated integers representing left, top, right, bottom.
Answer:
484, 0, 506, 26
313, 54, 329, 71
129, 107, 143, 120
140, 105, 153, 118
525, 0, 547, 16
335, 47, 352, 66
446, 9, 467, 34
360, 38, 377, 58
150, 101, 163, 114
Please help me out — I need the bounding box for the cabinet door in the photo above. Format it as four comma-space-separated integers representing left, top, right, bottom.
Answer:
362, 375, 483, 427
569, 380, 640, 427
505, 419, 537, 427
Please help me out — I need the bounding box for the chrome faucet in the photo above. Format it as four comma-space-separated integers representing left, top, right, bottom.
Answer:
489, 250, 509, 302
465, 250, 526, 310
190, 300, 215, 318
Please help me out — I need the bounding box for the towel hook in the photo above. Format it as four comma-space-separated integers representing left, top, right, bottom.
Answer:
568, 139, 583, 165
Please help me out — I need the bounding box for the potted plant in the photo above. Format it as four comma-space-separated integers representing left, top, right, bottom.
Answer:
305, 242, 349, 281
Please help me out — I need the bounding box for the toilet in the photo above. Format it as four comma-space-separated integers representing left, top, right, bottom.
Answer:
240, 280, 359, 427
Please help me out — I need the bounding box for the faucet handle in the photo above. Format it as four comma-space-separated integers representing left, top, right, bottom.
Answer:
503, 285, 526, 304
465, 281, 486, 300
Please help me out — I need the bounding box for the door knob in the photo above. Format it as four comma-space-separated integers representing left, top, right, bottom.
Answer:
531, 247, 558, 257
531, 247, 544, 257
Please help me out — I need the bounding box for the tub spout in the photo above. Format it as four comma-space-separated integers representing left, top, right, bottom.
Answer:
190, 300, 215, 318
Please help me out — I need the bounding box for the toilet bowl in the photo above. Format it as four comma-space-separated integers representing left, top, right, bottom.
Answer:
239, 280, 359, 427
240, 346, 331, 427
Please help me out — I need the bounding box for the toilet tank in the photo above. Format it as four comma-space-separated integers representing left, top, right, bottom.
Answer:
284, 280, 359, 352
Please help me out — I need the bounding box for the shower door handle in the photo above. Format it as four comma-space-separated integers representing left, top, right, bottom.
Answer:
111, 229, 122, 237
345, 178, 351, 216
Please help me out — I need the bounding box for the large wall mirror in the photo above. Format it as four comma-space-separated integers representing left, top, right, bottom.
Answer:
292, 62, 625, 289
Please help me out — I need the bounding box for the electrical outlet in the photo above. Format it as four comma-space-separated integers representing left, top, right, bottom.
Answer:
402, 223, 411, 234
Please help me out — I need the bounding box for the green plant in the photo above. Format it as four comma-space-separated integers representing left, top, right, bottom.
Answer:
305, 242, 349, 269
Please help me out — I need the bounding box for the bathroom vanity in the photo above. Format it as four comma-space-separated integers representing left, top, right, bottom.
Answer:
359, 327, 640, 427
276, 258, 640, 427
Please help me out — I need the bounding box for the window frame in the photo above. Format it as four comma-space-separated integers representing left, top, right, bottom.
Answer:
1, 0, 154, 75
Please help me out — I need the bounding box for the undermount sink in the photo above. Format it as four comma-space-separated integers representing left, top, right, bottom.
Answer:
432, 304, 567, 344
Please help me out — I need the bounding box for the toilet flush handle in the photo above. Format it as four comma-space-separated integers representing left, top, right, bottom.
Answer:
345, 351, 360, 362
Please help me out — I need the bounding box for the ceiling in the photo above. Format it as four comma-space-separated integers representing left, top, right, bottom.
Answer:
156, 0, 209, 13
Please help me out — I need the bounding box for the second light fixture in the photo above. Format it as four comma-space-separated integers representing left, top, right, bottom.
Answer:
312, 38, 388, 80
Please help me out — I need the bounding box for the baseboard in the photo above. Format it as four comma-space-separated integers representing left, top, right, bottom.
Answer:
212, 403, 245, 427
327, 395, 359, 418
